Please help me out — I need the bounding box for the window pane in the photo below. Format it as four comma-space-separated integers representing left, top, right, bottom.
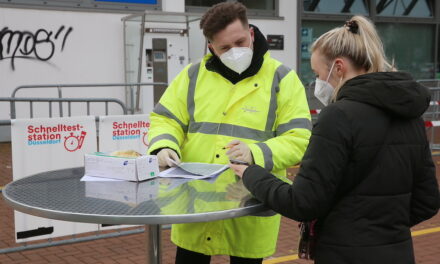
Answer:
299, 21, 436, 82
437, 27, 440, 79
95, 0, 157, 3
186, 0, 275, 11
303, 0, 368, 15
376, 0, 433, 17
300, 21, 342, 110
299, 21, 436, 110
238, 0, 275, 10
377, 23, 435, 79
185, 0, 224, 7
300, 21, 341, 86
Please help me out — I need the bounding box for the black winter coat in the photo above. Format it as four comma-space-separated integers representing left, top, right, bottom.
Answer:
242, 72, 440, 264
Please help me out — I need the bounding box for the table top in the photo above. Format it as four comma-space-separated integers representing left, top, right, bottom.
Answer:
2, 167, 270, 225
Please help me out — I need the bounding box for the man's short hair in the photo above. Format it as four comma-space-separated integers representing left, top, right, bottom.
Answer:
199, 2, 249, 41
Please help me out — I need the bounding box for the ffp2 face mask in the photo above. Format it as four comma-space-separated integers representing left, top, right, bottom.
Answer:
314, 61, 336, 106
219, 34, 253, 74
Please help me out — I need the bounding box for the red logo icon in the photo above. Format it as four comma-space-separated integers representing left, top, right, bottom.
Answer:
142, 132, 149, 147
64, 131, 87, 152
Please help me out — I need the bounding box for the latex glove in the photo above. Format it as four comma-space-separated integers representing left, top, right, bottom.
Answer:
157, 148, 180, 167
225, 140, 254, 165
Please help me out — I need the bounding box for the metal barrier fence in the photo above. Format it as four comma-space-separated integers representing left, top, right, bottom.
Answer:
10, 82, 167, 116
0, 97, 127, 126
419, 80, 440, 152
0, 96, 133, 254
1, 82, 168, 254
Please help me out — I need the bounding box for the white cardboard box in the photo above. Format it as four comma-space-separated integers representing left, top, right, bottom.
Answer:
84, 153, 159, 181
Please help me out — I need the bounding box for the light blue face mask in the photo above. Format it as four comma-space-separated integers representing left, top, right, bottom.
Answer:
314, 61, 336, 106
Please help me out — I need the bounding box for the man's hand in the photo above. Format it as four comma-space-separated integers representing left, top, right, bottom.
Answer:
225, 140, 253, 165
157, 148, 180, 167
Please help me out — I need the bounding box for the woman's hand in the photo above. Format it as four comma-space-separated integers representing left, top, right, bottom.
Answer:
229, 163, 249, 178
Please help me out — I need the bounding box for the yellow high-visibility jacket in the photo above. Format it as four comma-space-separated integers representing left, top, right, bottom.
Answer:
147, 52, 311, 258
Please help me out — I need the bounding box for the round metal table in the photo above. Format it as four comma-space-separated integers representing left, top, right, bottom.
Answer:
2, 167, 269, 264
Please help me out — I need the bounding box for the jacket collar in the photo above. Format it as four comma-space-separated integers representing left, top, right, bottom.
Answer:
204, 25, 269, 84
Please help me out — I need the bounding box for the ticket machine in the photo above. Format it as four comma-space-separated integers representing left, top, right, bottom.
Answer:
122, 11, 203, 115
142, 32, 189, 113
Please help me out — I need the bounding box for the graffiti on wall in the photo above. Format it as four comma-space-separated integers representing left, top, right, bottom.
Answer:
0, 26, 73, 70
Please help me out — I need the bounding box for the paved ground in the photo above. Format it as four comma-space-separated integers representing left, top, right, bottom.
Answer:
1, 142, 439, 264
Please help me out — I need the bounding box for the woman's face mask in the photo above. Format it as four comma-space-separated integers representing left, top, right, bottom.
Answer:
219, 34, 253, 74
314, 61, 336, 106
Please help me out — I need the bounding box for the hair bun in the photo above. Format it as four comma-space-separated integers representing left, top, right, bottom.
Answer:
345, 20, 359, 34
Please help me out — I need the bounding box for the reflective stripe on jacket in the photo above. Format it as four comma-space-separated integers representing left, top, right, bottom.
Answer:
147, 52, 311, 257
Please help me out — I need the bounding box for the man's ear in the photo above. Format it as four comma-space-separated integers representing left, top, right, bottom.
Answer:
208, 42, 214, 53
208, 42, 218, 57
249, 27, 255, 42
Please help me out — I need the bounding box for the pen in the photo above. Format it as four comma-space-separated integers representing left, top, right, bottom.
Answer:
223, 143, 239, 150
166, 157, 180, 166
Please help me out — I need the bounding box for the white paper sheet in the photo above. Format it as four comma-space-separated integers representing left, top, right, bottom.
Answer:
159, 162, 229, 179
81, 175, 124, 181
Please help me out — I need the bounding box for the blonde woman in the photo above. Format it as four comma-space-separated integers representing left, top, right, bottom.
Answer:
230, 16, 439, 264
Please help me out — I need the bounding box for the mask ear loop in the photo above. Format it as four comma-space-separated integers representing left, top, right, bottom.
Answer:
249, 26, 254, 47
334, 63, 346, 102
326, 61, 338, 103
248, 32, 253, 49
326, 61, 336, 83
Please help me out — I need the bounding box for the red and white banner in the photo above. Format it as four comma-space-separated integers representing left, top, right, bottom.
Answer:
11, 116, 98, 242
98, 114, 150, 154
425, 121, 440, 128
97, 114, 150, 231
310, 109, 321, 115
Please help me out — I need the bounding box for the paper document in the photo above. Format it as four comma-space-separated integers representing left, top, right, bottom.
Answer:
159, 162, 229, 179
81, 175, 124, 182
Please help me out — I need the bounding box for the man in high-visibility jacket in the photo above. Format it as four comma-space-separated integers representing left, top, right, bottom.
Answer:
147, 2, 311, 263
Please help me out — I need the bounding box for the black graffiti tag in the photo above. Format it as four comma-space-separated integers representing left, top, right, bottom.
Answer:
0, 26, 73, 70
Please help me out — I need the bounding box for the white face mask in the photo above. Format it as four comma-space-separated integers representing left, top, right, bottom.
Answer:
219, 34, 253, 74
314, 61, 336, 106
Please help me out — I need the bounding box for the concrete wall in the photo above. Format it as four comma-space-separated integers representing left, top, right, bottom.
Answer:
0, 7, 128, 140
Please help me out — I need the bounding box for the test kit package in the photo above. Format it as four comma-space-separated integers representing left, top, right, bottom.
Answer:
84, 152, 159, 181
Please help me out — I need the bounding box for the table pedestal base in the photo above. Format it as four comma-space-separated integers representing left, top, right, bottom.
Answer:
145, 224, 161, 264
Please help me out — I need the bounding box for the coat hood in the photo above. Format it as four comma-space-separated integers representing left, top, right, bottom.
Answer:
336, 72, 431, 118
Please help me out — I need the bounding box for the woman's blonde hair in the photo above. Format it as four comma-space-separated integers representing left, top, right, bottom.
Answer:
311, 15, 393, 73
